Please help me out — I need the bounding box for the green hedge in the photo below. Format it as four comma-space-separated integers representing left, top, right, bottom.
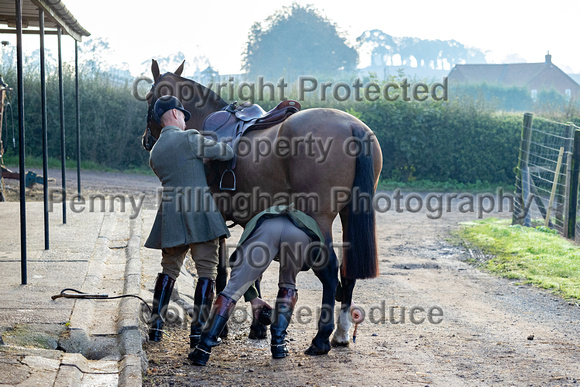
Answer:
0, 66, 538, 185
348, 99, 522, 184
1, 65, 149, 171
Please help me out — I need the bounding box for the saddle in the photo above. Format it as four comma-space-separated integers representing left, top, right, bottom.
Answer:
202, 100, 301, 190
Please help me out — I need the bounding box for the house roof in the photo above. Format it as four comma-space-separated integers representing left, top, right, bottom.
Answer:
449, 63, 546, 86
0, 0, 90, 41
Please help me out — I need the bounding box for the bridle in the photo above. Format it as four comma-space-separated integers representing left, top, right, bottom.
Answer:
142, 82, 158, 151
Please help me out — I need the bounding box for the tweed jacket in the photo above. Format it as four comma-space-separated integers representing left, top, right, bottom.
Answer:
144, 126, 234, 249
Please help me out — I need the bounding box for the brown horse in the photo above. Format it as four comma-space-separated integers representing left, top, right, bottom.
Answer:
143, 60, 382, 355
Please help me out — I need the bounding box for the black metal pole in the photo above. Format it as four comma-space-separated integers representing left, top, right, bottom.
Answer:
16, 0, 27, 284
75, 40, 80, 197
58, 26, 66, 223
39, 9, 49, 250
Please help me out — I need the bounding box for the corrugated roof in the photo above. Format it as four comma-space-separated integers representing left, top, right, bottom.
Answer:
0, 0, 89, 41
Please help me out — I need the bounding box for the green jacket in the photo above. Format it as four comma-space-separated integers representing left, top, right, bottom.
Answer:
145, 126, 234, 249
239, 205, 325, 301
238, 205, 325, 247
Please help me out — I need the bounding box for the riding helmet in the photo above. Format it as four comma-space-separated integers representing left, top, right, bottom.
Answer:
154, 95, 191, 124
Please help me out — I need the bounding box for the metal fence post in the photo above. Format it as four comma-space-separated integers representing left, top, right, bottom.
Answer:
16, 0, 27, 285
512, 113, 533, 226
39, 9, 49, 250
58, 26, 66, 224
75, 40, 81, 197
567, 126, 580, 240
555, 124, 574, 230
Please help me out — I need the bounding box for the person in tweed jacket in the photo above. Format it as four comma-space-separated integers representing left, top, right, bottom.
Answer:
145, 95, 233, 342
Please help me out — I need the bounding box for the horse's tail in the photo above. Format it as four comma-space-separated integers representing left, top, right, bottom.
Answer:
341, 125, 379, 280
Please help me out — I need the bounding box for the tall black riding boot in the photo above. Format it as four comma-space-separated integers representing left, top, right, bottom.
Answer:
148, 273, 176, 342
270, 287, 298, 359
189, 278, 215, 348
188, 294, 236, 366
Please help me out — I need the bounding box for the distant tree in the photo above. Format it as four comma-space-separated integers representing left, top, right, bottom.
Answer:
357, 29, 487, 70
358, 30, 396, 66
79, 38, 112, 74
242, 4, 358, 77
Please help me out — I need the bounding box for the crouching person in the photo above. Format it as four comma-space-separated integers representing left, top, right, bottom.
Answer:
189, 204, 326, 365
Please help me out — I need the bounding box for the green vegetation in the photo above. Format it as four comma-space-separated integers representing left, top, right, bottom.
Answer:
0, 55, 149, 172
1, 46, 578, 185
3, 154, 106, 171
2, 155, 153, 175
451, 83, 580, 115
378, 179, 504, 193
457, 218, 580, 299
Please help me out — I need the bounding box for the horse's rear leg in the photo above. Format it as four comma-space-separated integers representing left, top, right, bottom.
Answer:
305, 236, 338, 356
331, 277, 356, 346
332, 207, 356, 346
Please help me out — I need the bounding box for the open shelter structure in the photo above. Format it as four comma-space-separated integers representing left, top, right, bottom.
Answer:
0, 0, 90, 284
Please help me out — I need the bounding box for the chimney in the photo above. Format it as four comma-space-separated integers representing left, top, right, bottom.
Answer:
545, 51, 552, 64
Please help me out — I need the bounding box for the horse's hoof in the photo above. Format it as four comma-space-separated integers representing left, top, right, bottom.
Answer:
331, 338, 349, 347
304, 344, 330, 356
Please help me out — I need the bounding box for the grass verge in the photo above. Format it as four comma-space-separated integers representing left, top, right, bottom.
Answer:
457, 217, 580, 299
2, 155, 153, 175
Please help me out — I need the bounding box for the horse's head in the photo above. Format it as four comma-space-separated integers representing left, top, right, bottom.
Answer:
142, 59, 228, 151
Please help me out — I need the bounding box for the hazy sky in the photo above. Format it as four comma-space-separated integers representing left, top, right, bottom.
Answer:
8, 0, 580, 75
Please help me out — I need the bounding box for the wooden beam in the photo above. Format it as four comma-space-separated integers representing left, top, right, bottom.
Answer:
0, 27, 60, 35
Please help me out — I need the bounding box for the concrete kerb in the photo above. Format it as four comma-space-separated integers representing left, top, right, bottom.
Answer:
51, 207, 145, 386
117, 216, 145, 387
53, 205, 146, 386
58, 212, 116, 357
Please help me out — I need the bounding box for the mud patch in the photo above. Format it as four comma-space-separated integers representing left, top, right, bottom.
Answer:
1, 323, 66, 350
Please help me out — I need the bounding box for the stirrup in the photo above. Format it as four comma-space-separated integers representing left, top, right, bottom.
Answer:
219, 168, 236, 191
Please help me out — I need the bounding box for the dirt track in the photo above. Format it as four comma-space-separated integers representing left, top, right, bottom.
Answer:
139, 186, 580, 386
8, 170, 579, 385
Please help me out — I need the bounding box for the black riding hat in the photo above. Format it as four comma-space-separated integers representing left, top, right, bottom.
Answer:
154, 95, 191, 124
